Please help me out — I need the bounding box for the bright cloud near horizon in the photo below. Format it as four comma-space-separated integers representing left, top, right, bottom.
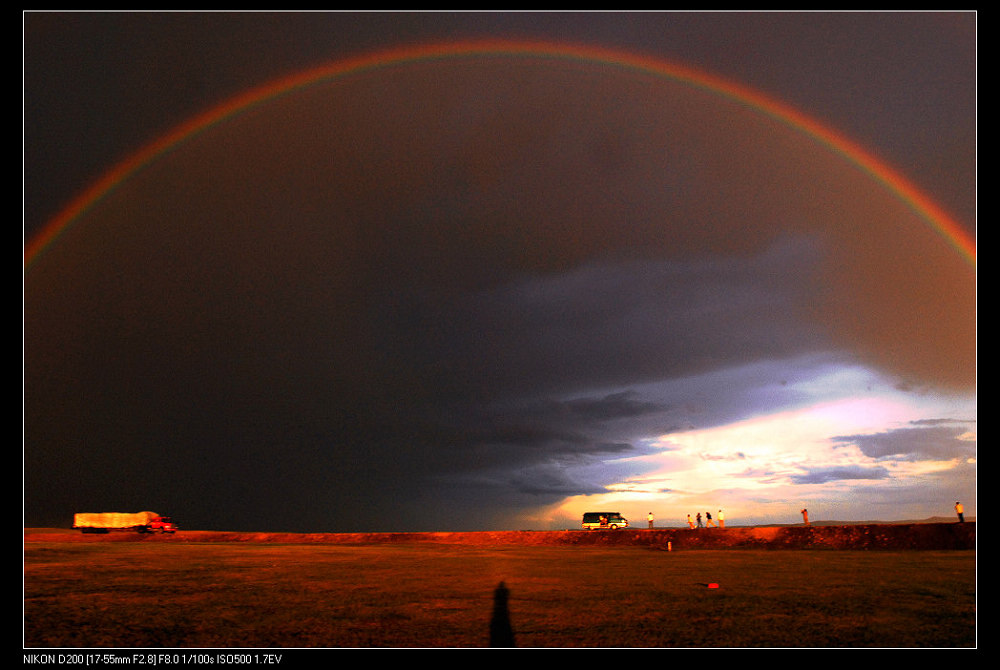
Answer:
540, 365, 976, 528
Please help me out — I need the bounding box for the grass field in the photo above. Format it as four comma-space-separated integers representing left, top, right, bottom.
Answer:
23, 538, 976, 648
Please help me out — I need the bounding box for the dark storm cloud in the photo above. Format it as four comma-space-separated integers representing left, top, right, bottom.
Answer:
24, 12, 975, 532
432, 237, 830, 399
559, 391, 669, 422
832, 423, 976, 462
790, 465, 891, 485
908, 418, 976, 427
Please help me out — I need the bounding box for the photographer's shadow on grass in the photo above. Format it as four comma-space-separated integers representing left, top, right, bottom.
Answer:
490, 581, 516, 647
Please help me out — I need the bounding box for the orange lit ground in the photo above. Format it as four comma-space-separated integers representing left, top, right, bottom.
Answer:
23, 524, 975, 648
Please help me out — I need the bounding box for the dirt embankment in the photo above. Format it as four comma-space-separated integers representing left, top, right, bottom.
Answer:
25, 522, 975, 550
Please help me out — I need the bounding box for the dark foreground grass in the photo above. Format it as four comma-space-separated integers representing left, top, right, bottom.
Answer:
24, 542, 975, 648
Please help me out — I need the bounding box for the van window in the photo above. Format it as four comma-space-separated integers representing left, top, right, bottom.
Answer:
581, 512, 629, 529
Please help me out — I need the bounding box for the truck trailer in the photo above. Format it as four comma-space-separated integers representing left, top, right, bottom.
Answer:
73, 511, 177, 534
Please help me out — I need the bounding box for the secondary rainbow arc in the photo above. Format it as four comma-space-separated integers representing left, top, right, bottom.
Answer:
24, 39, 976, 269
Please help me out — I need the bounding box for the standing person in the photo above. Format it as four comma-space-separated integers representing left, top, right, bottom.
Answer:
648, 512, 654, 529
718, 509, 725, 529
955, 502, 965, 523
705, 511, 715, 527
687, 514, 695, 529
801, 508, 810, 525
696, 512, 703, 528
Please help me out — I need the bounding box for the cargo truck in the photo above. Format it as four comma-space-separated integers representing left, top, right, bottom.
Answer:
73, 511, 177, 534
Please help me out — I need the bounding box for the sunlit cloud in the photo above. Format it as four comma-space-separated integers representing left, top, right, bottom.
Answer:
539, 373, 976, 528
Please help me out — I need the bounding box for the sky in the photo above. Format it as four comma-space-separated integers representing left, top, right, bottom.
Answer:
23, 11, 976, 532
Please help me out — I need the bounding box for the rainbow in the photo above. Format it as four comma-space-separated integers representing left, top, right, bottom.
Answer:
24, 39, 976, 269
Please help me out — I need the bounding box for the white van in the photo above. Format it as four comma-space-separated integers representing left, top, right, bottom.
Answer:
582, 512, 629, 530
